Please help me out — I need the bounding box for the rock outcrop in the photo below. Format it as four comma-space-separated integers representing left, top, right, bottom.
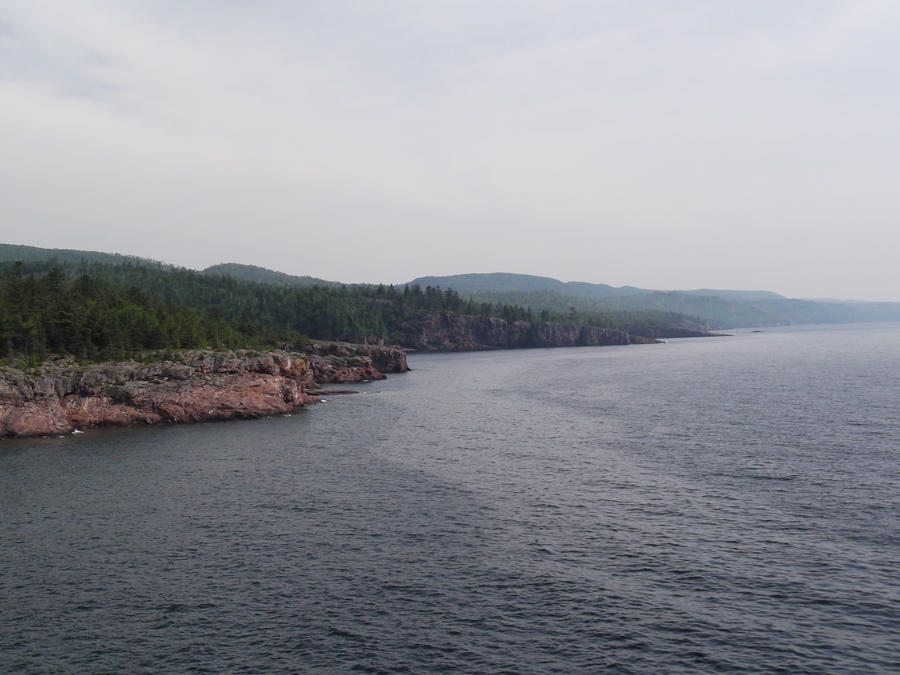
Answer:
392, 313, 659, 351
302, 342, 410, 376
0, 345, 408, 439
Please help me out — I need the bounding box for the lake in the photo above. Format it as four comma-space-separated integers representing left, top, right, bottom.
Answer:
1, 324, 898, 673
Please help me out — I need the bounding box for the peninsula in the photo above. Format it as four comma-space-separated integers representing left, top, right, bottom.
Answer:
0, 343, 408, 439
0, 245, 719, 439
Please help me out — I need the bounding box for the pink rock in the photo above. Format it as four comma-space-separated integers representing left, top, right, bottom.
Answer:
0, 346, 408, 438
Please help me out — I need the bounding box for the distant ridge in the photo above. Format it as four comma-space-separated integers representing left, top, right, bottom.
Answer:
405, 272, 900, 328
0, 243, 170, 268
202, 263, 341, 288
406, 272, 785, 302
0, 244, 340, 287
677, 288, 785, 301
4, 244, 899, 329
407, 272, 648, 298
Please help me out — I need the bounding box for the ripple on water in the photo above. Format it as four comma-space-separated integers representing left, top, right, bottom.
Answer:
1, 325, 899, 672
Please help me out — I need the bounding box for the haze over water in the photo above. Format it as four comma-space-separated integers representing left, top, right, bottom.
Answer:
2, 324, 898, 672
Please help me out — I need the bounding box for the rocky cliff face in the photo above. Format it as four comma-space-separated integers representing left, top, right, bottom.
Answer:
0, 345, 408, 439
392, 313, 658, 351
302, 342, 410, 375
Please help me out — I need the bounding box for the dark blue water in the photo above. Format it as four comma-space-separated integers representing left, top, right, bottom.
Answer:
2, 324, 898, 673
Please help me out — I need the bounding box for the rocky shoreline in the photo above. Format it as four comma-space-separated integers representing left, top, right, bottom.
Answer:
0, 343, 408, 439
0, 322, 690, 439
393, 313, 663, 351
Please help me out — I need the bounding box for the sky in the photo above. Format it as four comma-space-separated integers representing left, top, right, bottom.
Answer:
1, 1, 899, 300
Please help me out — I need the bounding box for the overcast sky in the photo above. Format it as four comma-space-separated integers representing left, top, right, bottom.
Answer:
2, 1, 899, 300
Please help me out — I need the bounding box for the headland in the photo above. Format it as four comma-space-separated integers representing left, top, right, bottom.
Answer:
0, 343, 408, 439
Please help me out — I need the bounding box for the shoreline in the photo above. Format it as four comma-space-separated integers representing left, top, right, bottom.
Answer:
0, 330, 722, 440
0, 344, 408, 439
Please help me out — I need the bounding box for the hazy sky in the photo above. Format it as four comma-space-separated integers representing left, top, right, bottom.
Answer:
2, 1, 899, 299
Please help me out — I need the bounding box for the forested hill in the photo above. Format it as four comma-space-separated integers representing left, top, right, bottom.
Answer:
0, 247, 335, 288
408, 273, 651, 298
409, 273, 900, 329
5, 245, 897, 332
202, 263, 339, 288
408, 272, 785, 302
0, 243, 170, 269
0, 257, 706, 365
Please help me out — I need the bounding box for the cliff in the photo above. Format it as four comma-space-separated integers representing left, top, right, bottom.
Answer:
0, 345, 408, 439
392, 313, 659, 351
620, 326, 718, 339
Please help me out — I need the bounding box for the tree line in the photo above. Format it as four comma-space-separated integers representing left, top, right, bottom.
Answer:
0, 259, 702, 365
0, 261, 531, 363
0, 263, 262, 365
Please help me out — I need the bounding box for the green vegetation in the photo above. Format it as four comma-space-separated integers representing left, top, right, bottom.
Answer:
0, 263, 257, 366
201, 262, 340, 288
0, 259, 494, 342
0, 243, 169, 269
0, 255, 705, 364
408, 272, 650, 298
0, 259, 518, 355
412, 273, 900, 329
6, 246, 900, 335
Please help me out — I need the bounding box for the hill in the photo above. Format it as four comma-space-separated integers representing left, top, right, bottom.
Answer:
408, 273, 900, 329
408, 273, 786, 303
676, 289, 785, 301
0, 246, 338, 288
202, 263, 341, 288
11, 243, 893, 335
2, 255, 708, 363
408, 273, 647, 298
0, 243, 170, 269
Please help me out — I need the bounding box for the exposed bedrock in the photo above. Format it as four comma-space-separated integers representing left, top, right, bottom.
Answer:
392, 312, 659, 351
0, 345, 409, 438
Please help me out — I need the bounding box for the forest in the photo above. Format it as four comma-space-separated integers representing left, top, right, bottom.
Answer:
0, 257, 704, 365
0, 263, 252, 365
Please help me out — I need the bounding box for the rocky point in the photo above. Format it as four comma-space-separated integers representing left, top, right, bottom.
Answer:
0, 344, 408, 439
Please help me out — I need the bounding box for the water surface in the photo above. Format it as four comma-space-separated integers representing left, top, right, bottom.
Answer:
2, 324, 898, 672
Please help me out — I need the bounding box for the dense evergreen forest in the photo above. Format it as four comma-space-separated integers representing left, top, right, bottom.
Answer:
0, 259, 508, 340
6, 245, 899, 335
0, 263, 253, 365
201, 263, 338, 288
0, 258, 700, 364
